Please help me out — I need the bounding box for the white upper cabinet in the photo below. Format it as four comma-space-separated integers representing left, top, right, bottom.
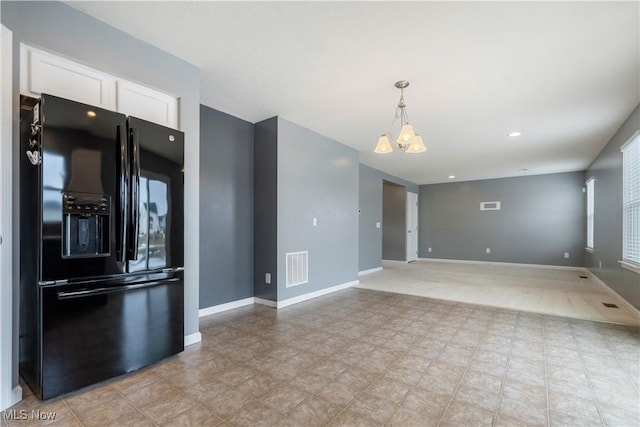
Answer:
117, 80, 178, 129
21, 45, 116, 110
20, 44, 179, 128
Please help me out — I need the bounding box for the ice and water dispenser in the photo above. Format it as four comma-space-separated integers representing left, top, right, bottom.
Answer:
62, 192, 110, 258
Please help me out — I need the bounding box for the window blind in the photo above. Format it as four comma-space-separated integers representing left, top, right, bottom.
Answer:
586, 178, 595, 249
622, 134, 640, 264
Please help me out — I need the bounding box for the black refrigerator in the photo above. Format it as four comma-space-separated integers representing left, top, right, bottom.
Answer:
19, 94, 185, 400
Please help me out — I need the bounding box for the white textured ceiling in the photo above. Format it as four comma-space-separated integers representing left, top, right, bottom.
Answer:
68, 1, 639, 185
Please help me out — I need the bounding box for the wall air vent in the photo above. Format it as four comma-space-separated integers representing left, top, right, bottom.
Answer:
480, 201, 501, 211
286, 251, 308, 288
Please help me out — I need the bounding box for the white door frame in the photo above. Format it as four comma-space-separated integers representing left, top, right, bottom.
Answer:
1, 24, 22, 411
406, 192, 418, 262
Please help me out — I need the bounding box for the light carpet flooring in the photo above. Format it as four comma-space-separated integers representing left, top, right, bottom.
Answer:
356, 260, 640, 327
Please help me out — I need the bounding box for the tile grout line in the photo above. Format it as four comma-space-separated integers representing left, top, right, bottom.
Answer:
435, 308, 500, 427
223, 332, 394, 426
602, 331, 640, 395
319, 303, 443, 426
60, 398, 86, 427
541, 317, 552, 427
23, 288, 635, 427
261, 350, 355, 425
571, 327, 611, 427
192, 363, 283, 425
107, 384, 161, 426
380, 316, 453, 426
193, 345, 303, 425
226, 297, 635, 427
118, 363, 252, 426
321, 333, 407, 425
490, 314, 518, 427
211, 333, 310, 424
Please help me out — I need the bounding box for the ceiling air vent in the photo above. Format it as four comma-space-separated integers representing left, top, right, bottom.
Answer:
602, 303, 619, 308
286, 251, 308, 288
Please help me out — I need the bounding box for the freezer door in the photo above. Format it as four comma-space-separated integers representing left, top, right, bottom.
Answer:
39, 94, 128, 281
127, 117, 184, 273
38, 274, 184, 399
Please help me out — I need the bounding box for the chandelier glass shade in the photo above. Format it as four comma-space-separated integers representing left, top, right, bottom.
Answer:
374, 81, 427, 154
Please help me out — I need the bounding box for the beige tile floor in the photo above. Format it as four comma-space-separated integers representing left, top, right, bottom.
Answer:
3, 288, 639, 426
357, 261, 640, 326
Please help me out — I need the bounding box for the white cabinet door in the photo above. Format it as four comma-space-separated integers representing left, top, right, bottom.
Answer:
117, 80, 178, 128
20, 45, 179, 129
20, 45, 116, 110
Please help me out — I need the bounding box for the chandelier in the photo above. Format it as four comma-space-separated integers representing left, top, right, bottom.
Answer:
374, 80, 426, 154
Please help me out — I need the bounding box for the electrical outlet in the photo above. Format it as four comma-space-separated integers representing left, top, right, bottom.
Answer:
376, 222, 381, 229
313, 218, 317, 227
486, 248, 491, 254
428, 247, 432, 253
265, 273, 271, 284
564, 252, 569, 259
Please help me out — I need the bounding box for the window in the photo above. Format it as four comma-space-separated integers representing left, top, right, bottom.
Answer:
621, 132, 640, 270
586, 178, 595, 251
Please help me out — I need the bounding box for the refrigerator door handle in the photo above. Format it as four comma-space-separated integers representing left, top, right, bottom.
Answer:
116, 125, 129, 263
128, 127, 141, 261
57, 277, 180, 300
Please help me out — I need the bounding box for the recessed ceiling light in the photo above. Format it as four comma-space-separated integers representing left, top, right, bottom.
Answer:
448, 175, 456, 179
508, 131, 522, 137
87, 111, 97, 118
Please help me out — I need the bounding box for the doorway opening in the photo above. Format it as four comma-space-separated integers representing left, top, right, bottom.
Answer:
382, 181, 406, 261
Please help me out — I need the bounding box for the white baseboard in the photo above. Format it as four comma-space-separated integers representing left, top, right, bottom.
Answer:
417, 258, 586, 271
1, 385, 22, 411
277, 280, 359, 309
358, 267, 383, 276
587, 269, 640, 319
184, 332, 202, 347
10, 386, 21, 407
199, 297, 254, 318
254, 297, 277, 308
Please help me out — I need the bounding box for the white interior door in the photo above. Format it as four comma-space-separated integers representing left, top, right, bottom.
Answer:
406, 192, 418, 262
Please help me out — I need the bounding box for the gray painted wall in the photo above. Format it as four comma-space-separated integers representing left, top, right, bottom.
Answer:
253, 118, 278, 301
2, 1, 201, 386
277, 118, 359, 300
383, 182, 407, 261
586, 105, 640, 310
359, 164, 418, 271
199, 105, 254, 308
419, 172, 586, 267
